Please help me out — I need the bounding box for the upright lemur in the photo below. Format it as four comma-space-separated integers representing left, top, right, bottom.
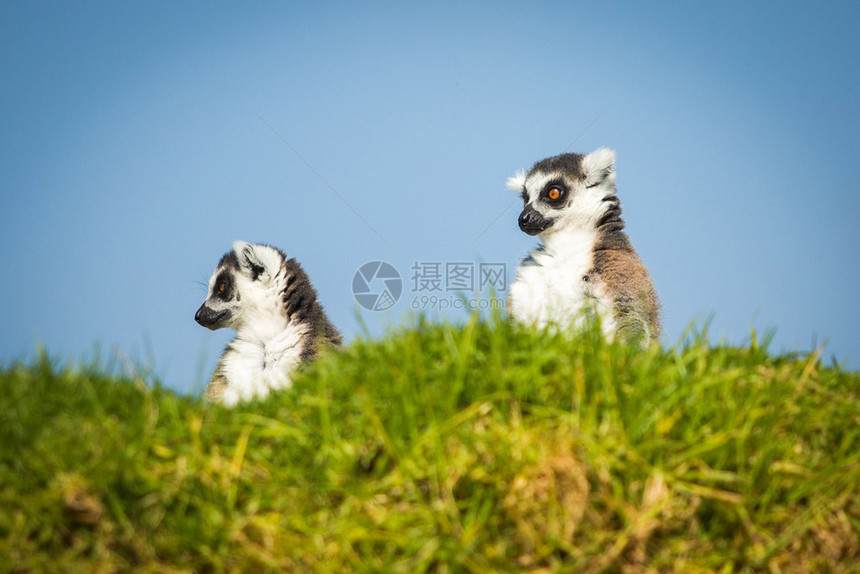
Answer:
507, 148, 661, 344
195, 241, 342, 406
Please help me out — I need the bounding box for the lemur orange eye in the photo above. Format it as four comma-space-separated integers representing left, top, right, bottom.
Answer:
218, 283, 226, 293
548, 187, 561, 200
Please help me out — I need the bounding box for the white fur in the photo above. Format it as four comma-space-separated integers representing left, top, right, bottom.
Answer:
506, 169, 527, 193
218, 319, 308, 406
233, 240, 283, 283
509, 229, 616, 335
581, 147, 616, 187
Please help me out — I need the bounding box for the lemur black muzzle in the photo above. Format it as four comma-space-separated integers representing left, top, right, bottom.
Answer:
518, 204, 554, 236
195, 304, 230, 330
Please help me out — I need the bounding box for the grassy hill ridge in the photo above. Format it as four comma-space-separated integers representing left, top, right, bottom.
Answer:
1, 316, 859, 572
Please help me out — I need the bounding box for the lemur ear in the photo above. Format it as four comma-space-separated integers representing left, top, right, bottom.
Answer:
233, 240, 279, 281
582, 148, 616, 187
506, 169, 527, 193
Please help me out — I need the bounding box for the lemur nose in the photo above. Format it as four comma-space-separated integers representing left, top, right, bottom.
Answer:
518, 204, 553, 236
519, 205, 541, 226
518, 209, 533, 226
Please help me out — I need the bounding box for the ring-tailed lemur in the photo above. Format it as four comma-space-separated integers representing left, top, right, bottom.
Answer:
506, 148, 661, 344
195, 241, 342, 406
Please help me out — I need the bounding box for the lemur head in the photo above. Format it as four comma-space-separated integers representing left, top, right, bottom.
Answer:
507, 148, 617, 236
195, 241, 286, 331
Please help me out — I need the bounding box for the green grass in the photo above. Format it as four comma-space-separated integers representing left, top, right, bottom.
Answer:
2, 315, 859, 572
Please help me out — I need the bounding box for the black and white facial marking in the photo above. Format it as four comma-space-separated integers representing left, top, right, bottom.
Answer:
195, 252, 240, 330
516, 176, 569, 235
195, 241, 285, 332
507, 148, 618, 237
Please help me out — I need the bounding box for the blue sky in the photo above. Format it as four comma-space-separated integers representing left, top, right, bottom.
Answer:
2, 2, 858, 394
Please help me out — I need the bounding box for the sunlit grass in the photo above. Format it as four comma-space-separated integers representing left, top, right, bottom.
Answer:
1, 315, 858, 572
